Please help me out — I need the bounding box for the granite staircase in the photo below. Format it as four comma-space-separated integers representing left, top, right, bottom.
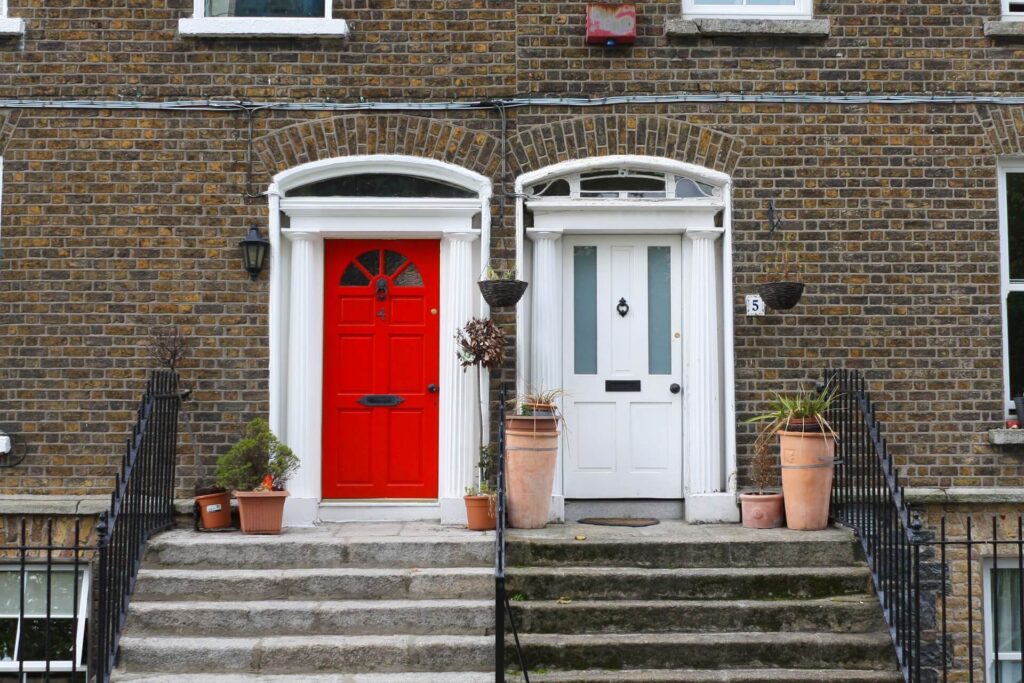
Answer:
504, 523, 902, 682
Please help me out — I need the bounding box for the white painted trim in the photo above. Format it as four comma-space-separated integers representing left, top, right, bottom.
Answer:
0, 157, 4, 258
518, 155, 731, 192
1003, 0, 1024, 20
997, 159, 1024, 414
268, 155, 491, 526
682, 0, 812, 19
178, 17, 349, 37
982, 557, 1023, 681
0, 17, 24, 36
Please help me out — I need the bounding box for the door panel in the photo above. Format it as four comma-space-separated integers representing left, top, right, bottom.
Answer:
562, 235, 683, 499
323, 239, 440, 499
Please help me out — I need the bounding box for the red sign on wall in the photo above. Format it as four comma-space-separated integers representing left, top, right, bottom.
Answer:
586, 3, 637, 46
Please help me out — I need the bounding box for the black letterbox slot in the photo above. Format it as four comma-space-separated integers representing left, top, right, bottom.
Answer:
605, 380, 641, 392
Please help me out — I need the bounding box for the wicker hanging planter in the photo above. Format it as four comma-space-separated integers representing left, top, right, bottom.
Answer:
758, 281, 805, 311
478, 279, 528, 308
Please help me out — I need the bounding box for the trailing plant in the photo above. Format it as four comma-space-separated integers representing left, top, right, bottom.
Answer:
456, 317, 505, 371
215, 418, 299, 492
149, 326, 192, 372
482, 262, 516, 281
746, 382, 838, 473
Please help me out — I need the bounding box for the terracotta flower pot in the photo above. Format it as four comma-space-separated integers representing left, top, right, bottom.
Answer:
464, 495, 497, 531
778, 430, 835, 531
195, 491, 232, 530
505, 415, 559, 433
234, 490, 289, 534
739, 492, 785, 529
505, 426, 559, 529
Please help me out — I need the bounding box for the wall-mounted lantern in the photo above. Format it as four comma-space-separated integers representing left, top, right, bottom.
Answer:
240, 225, 270, 281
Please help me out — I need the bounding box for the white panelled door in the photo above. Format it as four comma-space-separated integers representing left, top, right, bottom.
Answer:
561, 235, 683, 498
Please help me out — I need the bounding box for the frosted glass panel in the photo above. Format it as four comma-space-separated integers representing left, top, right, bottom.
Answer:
574, 246, 598, 375
648, 247, 671, 375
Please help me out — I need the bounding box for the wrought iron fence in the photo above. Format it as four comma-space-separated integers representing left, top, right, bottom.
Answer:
826, 368, 1024, 683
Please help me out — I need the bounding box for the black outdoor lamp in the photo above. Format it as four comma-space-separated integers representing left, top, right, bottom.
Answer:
240, 225, 270, 281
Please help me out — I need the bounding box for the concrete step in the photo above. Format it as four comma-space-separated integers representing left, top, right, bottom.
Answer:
512, 632, 896, 671
526, 669, 905, 682
116, 634, 493, 674
132, 567, 492, 602
145, 528, 492, 570
505, 566, 872, 601
125, 599, 493, 636
511, 596, 886, 634
113, 675, 493, 683
507, 526, 861, 569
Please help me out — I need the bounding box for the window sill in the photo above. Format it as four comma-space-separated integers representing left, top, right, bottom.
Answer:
989, 428, 1024, 446
178, 17, 350, 38
666, 17, 830, 38
0, 17, 25, 37
985, 20, 1024, 38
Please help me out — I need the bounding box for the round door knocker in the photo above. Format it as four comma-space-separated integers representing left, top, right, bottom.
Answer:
616, 298, 630, 317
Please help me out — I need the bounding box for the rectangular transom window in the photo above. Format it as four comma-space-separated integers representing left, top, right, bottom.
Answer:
984, 562, 1023, 682
683, 0, 812, 19
999, 164, 1024, 412
205, 0, 325, 18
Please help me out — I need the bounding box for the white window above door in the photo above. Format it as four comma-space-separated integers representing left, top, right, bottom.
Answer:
179, 0, 349, 37
682, 0, 812, 20
1004, 0, 1024, 21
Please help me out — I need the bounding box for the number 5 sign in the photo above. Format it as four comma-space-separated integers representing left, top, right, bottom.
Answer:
746, 294, 765, 316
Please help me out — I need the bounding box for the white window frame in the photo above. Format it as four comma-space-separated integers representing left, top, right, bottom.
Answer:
178, 0, 349, 38
1003, 0, 1024, 22
0, 0, 26, 37
998, 160, 1024, 414
0, 565, 91, 677
983, 558, 1023, 681
682, 0, 812, 20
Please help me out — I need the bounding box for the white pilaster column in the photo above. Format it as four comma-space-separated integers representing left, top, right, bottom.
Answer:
683, 229, 737, 523
439, 231, 479, 525
529, 230, 565, 521
282, 230, 324, 527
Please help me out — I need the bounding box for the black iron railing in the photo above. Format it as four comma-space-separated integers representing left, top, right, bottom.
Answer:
495, 383, 528, 682
93, 370, 183, 682
826, 368, 1024, 683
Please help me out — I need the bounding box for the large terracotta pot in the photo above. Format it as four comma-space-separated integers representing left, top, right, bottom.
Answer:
740, 492, 784, 529
464, 495, 497, 531
778, 430, 835, 531
195, 491, 232, 530
234, 490, 289, 534
505, 424, 559, 529
505, 415, 559, 433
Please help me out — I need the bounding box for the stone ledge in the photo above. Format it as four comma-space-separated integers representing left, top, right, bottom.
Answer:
984, 20, 1024, 38
905, 487, 1024, 505
989, 428, 1024, 446
666, 17, 830, 38
0, 495, 108, 516
0, 18, 25, 37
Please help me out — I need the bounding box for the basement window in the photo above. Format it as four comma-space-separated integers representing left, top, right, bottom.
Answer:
984, 562, 1022, 681
683, 0, 812, 19
0, 0, 24, 37
178, 0, 349, 37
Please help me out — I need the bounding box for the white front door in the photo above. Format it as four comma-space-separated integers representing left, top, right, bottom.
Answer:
561, 235, 683, 498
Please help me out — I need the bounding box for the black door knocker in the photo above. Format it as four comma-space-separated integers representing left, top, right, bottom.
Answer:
376, 277, 388, 301
616, 298, 630, 317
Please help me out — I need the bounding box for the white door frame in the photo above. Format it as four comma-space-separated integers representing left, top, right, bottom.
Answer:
514, 155, 739, 523
267, 155, 493, 526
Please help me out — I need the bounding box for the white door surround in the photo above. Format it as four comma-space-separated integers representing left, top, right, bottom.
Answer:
267, 155, 493, 526
514, 155, 739, 523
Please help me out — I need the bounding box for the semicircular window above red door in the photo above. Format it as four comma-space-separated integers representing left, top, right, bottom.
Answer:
340, 249, 425, 287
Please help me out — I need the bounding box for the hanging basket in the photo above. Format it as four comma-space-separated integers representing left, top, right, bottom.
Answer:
758, 281, 805, 310
478, 279, 529, 308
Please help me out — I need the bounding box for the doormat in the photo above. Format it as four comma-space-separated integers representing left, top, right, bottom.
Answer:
577, 517, 659, 527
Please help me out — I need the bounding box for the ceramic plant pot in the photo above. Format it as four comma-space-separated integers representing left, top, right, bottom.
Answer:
234, 490, 289, 534
778, 430, 836, 531
505, 424, 559, 529
504, 414, 560, 433
739, 492, 785, 529
195, 491, 232, 530
464, 495, 497, 531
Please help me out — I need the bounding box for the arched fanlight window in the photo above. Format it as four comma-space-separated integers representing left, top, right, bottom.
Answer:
340, 249, 424, 287
287, 173, 477, 199
527, 168, 717, 200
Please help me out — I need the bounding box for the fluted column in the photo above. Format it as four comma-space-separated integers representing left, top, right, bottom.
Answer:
438, 231, 479, 524
282, 230, 324, 526
683, 229, 736, 522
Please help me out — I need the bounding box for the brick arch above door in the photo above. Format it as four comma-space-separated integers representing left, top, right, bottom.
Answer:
253, 114, 501, 179
508, 115, 745, 178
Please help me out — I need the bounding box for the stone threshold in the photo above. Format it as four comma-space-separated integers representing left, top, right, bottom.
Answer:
666, 17, 830, 38
905, 487, 1024, 505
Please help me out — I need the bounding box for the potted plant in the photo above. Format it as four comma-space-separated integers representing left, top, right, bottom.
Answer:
504, 389, 562, 529
194, 484, 232, 530
215, 418, 299, 535
739, 431, 784, 529
747, 383, 837, 531
477, 264, 528, 309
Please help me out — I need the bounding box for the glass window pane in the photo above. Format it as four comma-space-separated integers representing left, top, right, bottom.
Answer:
994, 568, 1023, 653
1009, 293, 1024, 402
18, 618, 76, 661
24, 572, 77, 618
394, 263, 423, 287
1008, 173, 1024, 281
995, 661, 1023, 682
0, 573, 19, 616
287, 174, 476, 199
341, 263, 370, 286
383, 251, 407, 276
0, 618, 15, 661
206, 0, 325, 17
356, 251, 380, 276
580, 175, 666, 198
648, 247, 672, 375
574, 246, 598, 375
530, 179, 570, 197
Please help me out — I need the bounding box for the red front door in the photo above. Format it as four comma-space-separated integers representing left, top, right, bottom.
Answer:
322, 239, 440, 499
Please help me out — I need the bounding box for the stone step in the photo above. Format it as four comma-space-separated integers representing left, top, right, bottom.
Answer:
113, 675, 493, 683
145, 528, 493, 570
125, 599, 494, 636
511, 596, 886, 634
507, 526, 861, 569
505, 566, 872, 601
132, 567, 492, 602
116, 634, 493, 674
526, 669, 904, 682
512, 632, 896, 671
